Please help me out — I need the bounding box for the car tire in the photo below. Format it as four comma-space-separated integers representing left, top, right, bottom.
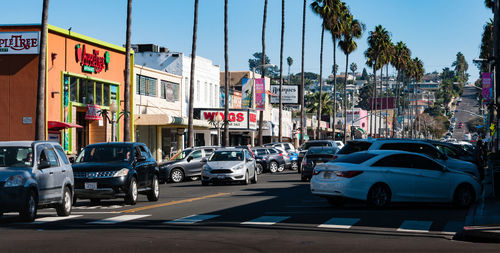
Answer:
277, 164, 285, 172
201, 180, 209, 186
56, 186, 72, 216
327, 196, 344, 207
454, 184, 475, 208
125, 177, 138, 205
90, 198, 101, 205
291, 161, 298, 171
251, 170, 258, 184
241, 171, 249, 185
269, 161, 278, 173
367, 184, 391, 208
147, 175, 160, 202
20, 189, 37, 222
170, 168, 185, 183
256, 164, 263, 175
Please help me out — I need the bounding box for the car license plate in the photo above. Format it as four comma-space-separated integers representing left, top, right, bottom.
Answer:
323, 172, 332, 179
85, 182, 97, 190
217, 175, 225, 179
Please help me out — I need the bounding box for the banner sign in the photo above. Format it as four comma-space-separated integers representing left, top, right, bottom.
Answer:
255, 78, 266, 111
85, 104, 103, 120
482, 72, 493, 103
270, 85, 299, 104
241, 78, 254, 109
200, 109, 257, 130
0, 32, 40, 54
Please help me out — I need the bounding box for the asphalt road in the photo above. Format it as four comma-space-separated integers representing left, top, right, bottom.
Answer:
1, 171, 499, 252
452, 86, 482, 140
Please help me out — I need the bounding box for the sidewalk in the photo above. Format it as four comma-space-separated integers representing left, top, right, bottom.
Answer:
461, 167, 500, 243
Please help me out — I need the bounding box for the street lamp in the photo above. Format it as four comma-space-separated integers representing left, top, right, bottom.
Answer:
215, 113, 223, 146
100, 101, 129, 142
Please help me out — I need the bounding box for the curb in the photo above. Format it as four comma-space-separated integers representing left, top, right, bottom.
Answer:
460, 225, 500, 243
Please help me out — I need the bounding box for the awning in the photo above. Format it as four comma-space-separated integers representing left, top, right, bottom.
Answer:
48, 121, 83, 131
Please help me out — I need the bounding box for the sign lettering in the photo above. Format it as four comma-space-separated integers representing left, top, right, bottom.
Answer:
75, 44, 110, 73
0, 32, 40, 54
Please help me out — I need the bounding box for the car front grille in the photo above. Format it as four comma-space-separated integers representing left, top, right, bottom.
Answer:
211, 169, 233, 174
74, 171, 115, 178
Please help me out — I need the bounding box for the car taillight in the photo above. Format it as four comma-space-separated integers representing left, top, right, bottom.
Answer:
334, 171, 363, 178
279, 153, 283, 156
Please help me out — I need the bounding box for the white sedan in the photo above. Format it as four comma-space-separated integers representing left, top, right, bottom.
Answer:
310, 150, 480, 208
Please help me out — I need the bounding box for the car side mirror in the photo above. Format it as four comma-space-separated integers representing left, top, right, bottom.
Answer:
38, 160, 51, 169
201, 158, 207, 163
68, 157, 75, 164
187, 156, 193, 162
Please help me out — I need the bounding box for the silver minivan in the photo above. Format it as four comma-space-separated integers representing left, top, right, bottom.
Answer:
0, 141, 74, 221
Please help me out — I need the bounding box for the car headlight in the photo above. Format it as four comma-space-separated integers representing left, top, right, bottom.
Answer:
113, 168, 129, 177
234, 165, 244, 170
4, 175, 23, 187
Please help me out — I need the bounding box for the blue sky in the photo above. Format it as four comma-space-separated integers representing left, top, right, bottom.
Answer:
0, 0, 492, 81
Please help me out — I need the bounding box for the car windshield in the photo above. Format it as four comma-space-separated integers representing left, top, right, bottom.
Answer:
302, 142, 331, 150
0, 147, 33, 168
307, 147, 335, 155
209, 151, 244, 161
337, 141, 372, 154
76, 145, 132, 163
171, 149, 192, 160
330, 153, 378, 164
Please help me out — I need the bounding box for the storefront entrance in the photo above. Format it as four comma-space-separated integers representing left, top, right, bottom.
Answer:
76, 111, 88, 152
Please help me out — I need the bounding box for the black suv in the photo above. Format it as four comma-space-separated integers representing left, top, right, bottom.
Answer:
159, 146, 217, 183
252, 147, 286, 174
297, 140, 338, 172
72, 142, 160, 205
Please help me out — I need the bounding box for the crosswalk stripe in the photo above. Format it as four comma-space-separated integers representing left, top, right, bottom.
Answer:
241, 216, 290, 225
442, 221, 464, 234
318, 217, 360, 229
166, 214, 219, 224
30, 215, 82, 224
397, 220, 433, 233
88, 215, 150, 225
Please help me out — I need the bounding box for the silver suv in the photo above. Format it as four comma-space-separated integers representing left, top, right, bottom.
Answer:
0, 141, 74, 221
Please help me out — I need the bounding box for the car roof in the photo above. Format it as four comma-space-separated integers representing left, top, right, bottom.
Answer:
308, 146, 336, 150
0, 140, 58, 147
216, 148, 245, 152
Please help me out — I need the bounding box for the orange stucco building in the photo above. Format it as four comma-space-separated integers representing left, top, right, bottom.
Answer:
0, 24, 134, 154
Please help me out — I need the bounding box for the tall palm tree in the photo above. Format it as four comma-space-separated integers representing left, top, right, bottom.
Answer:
350, 62, 357, 77
224, 0, 229, 147
339, 14, 364, 143
306, 92, 335, 117
257, 0, 268, 146
35, 0, 50, 140
391, 41, 411, 137
412, 57, 424, 138
300, 0, 307, 145
278, 0, 285, 142
287, 56, 293, 83
123, 0, 132, 142
380, 41, 393, 137
187, 0, 199, 147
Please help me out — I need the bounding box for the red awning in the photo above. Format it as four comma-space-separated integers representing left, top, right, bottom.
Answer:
48, 121, 83, 131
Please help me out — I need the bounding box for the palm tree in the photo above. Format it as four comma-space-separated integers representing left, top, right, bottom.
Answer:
278, 0, 285, 142
187, 0, 199, 147
257, 0, 268, 146
287, 56, 293, 83
339, 14, 364, 143
306, 92, 335, 117
391, 41, 410, 137
350, 62, 357, 77
412, 57, 424, 138
223, 0, 229, 146
380, 41, 393, 137
300, 0, 307, 145
123, 0, 132, 142
35, 0, 50, 140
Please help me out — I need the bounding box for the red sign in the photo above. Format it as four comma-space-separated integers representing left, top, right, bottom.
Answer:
75, 44, 110, 73
85, 104, 103, 120
200, 110, 257, 130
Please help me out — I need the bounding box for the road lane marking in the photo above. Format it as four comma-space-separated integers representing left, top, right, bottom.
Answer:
397, 220, 433, 233
166, 214, 220, 224
242, 216, 290, 225
120, 192, 231, 213
20, 215, 82, 225
88, 215, 151, 224
318, 217, 360, 229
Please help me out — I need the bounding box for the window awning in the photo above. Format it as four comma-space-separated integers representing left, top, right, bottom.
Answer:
48, 121, 83, 131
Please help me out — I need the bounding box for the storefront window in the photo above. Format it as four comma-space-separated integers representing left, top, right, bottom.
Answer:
137, 75, 157, 97
103, 84, 110, 106
95, 82, 102, 106
70, 76, 78, 102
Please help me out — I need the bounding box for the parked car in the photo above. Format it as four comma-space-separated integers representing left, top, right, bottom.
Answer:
0, 141, 74, 221
301, 146, 337, 182
72, 142, 159, 205
274, 147, 292, 170
336, 139, 480, 178
264, 142, 296, 153
424, 140, 478, 165
297, 140, 339, 173
201, 148, 257, 185
310, 150, 480, 208
159, 146, 217, 183
252, 147, 286, 174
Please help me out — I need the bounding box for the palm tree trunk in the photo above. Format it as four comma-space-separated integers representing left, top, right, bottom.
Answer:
332, 37, 337, 138
258, 0, 268, 146
123, 0, 132, 142
224, 0, 229, 147
379, 68, 383, 137
370, 65, 376, 137
317, 24, 324, 140
385, 64, 389, 138
343, 53, 348, 143
278, 0, 285, 142
393, 69, 400, 137
300, 0, 306, 145
187, 0, 199, 148
35, 0, 50, 140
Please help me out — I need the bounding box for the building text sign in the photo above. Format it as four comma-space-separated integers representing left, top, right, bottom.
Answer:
75, 44, 110, 74
201, 109, 257, 130
270, 85, 299, 104
0, 32, 40, 54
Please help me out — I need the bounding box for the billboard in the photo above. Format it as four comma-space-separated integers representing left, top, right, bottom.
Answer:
270, 85, 299, 104
255, 78, 265, 111
241, 78, 254, 109
369, 97, 395, 110
200, 109, 257, 130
